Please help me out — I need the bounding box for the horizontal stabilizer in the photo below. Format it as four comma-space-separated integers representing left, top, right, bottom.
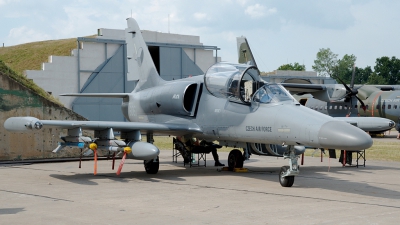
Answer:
281, 83, 326, 93
60, 93, 130, 98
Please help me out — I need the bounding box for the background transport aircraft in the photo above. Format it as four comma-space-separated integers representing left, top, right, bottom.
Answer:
237, 37, 396, 133
290, 84, 400, 127
4, 18, 372, 187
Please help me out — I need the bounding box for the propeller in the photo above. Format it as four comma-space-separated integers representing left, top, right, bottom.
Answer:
333, 65, 366, 112
116, 147, 132, 175
89, 143, 98, 175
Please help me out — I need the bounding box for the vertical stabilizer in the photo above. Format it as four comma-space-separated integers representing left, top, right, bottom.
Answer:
126, 18, 164, 91
237, 36, 258, 68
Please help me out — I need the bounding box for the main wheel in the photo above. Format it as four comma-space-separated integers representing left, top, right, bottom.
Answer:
144, 156, 159, 174
228, 149, 244, 171
279, 166, 294, 187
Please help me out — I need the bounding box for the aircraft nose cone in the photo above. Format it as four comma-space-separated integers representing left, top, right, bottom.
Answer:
318, 121, 373, 150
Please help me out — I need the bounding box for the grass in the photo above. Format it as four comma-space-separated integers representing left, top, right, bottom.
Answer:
364, 139, 400, 161
0, 38, 79, 75
0, 35, 95, 75
0, 37, 80, 106
152, 136, 400, 162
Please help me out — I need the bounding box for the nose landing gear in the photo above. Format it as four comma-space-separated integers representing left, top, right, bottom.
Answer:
279, 145, 299, 187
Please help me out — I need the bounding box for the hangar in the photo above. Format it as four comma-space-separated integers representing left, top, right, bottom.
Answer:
26, 27, 220, 121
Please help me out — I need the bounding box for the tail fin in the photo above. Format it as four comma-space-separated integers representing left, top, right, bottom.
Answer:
126, 18, 165, 91
237, 36, 258, 68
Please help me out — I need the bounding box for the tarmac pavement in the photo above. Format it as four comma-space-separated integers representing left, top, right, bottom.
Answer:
1, 150, 400, 224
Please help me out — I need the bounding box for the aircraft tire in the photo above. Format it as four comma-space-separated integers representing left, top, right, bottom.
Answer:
279, 166, 294, 187
144, 156, 159, 174
228, 149, 244, 171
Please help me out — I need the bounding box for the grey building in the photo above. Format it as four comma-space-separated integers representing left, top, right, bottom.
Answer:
26, 28, 220, 121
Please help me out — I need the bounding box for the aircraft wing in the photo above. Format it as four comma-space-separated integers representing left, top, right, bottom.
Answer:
4, 117, 202, 134
280, 83, 326, 94
281, 83, 348, 102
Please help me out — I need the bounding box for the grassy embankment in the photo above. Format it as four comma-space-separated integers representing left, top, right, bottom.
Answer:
0, 36, 94, 105
0, 38, 81, 105
0, 60, 62, 105
0, 38, 77, 74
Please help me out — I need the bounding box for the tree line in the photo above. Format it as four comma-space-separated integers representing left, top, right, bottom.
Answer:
277, 48, 400, 85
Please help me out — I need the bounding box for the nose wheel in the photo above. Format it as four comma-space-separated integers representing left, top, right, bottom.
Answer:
279, 145, 299, 187
279, 166, 295, 187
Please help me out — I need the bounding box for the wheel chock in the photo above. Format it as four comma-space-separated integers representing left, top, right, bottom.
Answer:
233, 168, 248, 173
220, 167, 248, 172
221, 167, 230, 171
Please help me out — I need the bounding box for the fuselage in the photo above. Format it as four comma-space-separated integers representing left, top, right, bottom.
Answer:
124, 76, 372, 151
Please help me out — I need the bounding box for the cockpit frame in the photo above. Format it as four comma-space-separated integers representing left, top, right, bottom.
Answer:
204, 62, 264, 104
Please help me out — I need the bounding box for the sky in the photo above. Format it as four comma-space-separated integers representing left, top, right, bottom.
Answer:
1, 0, 399, 73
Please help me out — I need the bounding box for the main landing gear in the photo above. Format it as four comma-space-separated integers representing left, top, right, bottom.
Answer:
279, 145, 299, 187
144, 156, 159, 174
144, 133, 159, 174
228, 149, 244, 171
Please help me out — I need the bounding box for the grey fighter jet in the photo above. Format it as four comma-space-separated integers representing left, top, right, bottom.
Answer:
4, 18, 372, 187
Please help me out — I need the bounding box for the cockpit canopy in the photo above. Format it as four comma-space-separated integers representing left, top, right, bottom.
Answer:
204, 62, 264, 104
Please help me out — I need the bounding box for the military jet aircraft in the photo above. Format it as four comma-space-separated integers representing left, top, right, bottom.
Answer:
4, 18, 372, 187
237, 37, 396, 133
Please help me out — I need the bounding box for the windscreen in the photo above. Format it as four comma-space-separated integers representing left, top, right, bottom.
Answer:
252, 84, 294, 104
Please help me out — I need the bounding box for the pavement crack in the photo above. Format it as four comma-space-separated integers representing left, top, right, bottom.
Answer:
0, 189, 74, 202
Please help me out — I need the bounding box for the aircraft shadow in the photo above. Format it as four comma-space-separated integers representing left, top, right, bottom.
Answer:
0, 207, 25, 215
48, 158, 400, 202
